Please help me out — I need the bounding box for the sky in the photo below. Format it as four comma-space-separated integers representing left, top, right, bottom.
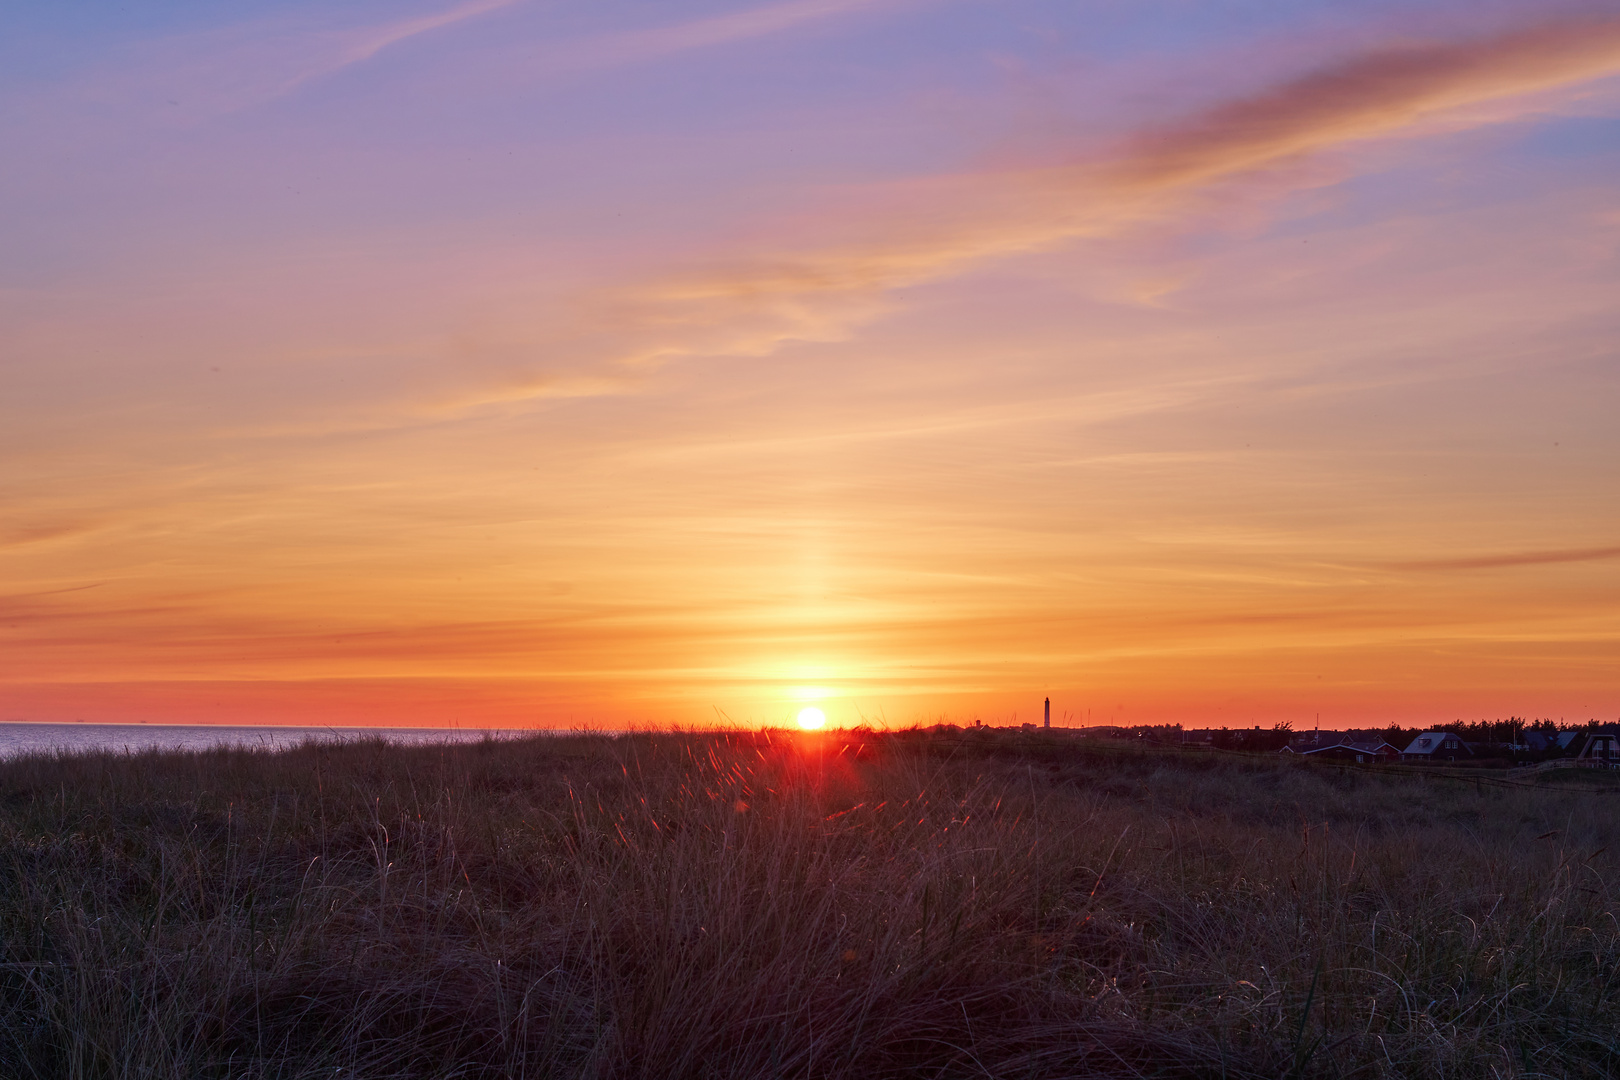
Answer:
3, 0, 1619, 730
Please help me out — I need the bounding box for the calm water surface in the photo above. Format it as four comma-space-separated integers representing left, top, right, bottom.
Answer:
0, 723, 552, 760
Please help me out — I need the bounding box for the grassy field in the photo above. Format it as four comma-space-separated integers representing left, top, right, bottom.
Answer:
2, 727, 1619, 1079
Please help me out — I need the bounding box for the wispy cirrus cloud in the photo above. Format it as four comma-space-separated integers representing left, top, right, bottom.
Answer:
552, 0, 908, 71
313, 0, 900, 89
76, 0, 906, 123
462, 11, 1620, 405
1387, 545, 1620, 572
0, 523, 102, 550
61, 0, 523, 122
733, 11, 1620, 292
1111, 15, 1620, 192
339, 0, 521, 68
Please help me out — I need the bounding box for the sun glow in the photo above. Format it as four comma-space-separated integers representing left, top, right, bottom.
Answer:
796, 707, 826, 730
788, 685, 834, 701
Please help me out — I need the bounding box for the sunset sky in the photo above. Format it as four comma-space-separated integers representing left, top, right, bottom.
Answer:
4, 0, 1619, 729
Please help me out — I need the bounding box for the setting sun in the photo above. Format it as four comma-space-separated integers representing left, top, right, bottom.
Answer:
796, 707, 826, 730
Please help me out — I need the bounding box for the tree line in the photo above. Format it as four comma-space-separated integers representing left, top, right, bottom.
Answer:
1088, 717, 1611, 752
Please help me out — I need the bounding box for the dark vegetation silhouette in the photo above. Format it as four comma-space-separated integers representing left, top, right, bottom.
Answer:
1, 726, 1618, 1078
1100, 717, 1609, 758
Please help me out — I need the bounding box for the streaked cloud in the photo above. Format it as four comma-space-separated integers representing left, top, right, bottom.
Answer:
1387, 545, 1620, 572
477, 12, 1620, 404
0, 522, 107, 550
58, 0, 908, 124
340, 0, 522, 68
77, 0, 525, 121
1111, 15, 1620, 192
554, 0, 906, 71
0, 584, 107, 609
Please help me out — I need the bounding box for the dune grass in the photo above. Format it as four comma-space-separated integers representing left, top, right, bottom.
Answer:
1, 726, 1619, 1078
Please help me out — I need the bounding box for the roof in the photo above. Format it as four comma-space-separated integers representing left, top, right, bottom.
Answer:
1402, 731, 1471, 756
1302, 738, 1397, 757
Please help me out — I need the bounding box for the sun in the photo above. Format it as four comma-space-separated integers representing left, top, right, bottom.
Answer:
796, 707, 826, 730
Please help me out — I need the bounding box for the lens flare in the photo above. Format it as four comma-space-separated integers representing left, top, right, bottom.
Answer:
797, 707, 826, 730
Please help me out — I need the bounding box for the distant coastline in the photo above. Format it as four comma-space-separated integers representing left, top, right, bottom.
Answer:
0, 722, 566, 760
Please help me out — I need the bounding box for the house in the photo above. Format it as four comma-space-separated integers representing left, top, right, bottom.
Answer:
1302, 738, 1400, 764
1577, 733, 1619, 766
1401, 732, 1471, 761
1356, 738, 1401, 760
1572, 726, 1620, 767
1522, 730, 1555, 753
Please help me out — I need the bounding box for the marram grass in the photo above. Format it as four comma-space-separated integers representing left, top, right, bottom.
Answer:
1, 727, 1618, 1078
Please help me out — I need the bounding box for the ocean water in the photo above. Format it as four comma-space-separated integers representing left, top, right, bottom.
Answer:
0, 723, 545, 760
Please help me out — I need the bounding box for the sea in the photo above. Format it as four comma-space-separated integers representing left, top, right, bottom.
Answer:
0, 723, 553, 760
